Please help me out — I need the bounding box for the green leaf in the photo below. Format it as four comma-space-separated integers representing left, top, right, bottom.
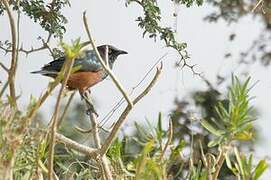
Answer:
208, 137, 222, 147
200, 119, 225, 136
234, 131, 253, 141
253, 160, 268, 180
156, 112, 163, 141
225, 152, 233, 172
170, 139, 185, 160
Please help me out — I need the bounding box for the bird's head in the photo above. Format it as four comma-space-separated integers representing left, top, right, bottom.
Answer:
97, 45, 127, 66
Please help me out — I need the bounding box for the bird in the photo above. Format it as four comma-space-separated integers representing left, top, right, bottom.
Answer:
31, 44, 128, 115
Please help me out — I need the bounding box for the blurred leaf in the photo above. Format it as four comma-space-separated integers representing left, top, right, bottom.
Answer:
253, 160, 268, 180
208, 137, 222, 147
200, 119, 224, 136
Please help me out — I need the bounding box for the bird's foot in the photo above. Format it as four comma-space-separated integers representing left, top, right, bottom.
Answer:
86, 107, 99, 117
80, 91, 99, 117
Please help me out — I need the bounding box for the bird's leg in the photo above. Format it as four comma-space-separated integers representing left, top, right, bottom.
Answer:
80, 90, 98, 117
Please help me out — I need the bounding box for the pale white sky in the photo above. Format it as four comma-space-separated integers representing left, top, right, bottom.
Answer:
0, 0, 270, 178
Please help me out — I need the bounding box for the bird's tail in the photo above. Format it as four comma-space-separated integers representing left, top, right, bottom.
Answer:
31, 70, 58, 76
31, 70, 43, 74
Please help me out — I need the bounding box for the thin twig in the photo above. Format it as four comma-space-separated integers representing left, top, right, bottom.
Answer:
212, 145, 228, 179
159, 119, 173, 161
99, 53, 167, 127
252, 0, 264, 12
0, 62, 9, 73
81, 43, 113, 179
0, 33, 53, 56
100, 62, 163, 156
22, 77, 62, 131
83, 12, 133, 108
3, 0, 18, 107
86, 107, 113, 180
57, 91, 75, 128
33, 128, 99, 156
47, 54, 77, 180
55, 132, 98, 156
0, 81, 9, 98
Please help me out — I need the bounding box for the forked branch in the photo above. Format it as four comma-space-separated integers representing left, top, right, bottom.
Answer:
100, 63, 163, 156
2, 0, 18, 107
83, 12, 133, 108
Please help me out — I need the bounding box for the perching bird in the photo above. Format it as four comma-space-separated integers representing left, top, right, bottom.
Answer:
32, 45, 127, 114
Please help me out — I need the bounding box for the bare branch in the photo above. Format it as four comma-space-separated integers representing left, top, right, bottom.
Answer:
0, 62, 9, 73
83, 12, 133, 108
0, 81, 9, 98
35, 129, 99, 156
86, 108, 113, 180
3, 0, 18, 107
55, 132, 98, 156
57, 91, 75, 128
212, 145, 229, 179
100, 63, 163, 156
99, 53, 167, 127
48, 54, 77, 180
159, 119, 173, 161
252, 0, 264, 12
0, 34, 53, 56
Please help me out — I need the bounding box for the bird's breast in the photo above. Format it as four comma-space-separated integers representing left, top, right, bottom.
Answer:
67, 71, 105, 93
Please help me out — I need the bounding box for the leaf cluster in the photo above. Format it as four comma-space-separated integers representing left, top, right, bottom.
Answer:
201, 77, 255, 147
126, 0, 197, 63
19, 0, 69, 38
225, 148, 268, 180
0, 0, 70, 38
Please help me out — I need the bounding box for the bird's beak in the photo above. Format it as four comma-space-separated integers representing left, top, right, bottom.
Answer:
118, 50, 128, 55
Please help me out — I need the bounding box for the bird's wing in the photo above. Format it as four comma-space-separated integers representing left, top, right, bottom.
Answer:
41, 56, 65, 72
74, 50, 103, 72
37, 50, 103, 75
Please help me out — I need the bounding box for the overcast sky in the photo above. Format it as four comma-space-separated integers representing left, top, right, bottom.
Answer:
0, 0, 270, 178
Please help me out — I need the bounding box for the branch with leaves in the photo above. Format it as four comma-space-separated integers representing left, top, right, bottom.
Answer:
47, 40, 82, 180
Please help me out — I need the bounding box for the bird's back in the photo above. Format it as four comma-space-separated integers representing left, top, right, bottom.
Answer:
32, 50, 105, 77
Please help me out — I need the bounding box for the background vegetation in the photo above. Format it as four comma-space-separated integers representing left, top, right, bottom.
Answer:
0, 0, 270, 179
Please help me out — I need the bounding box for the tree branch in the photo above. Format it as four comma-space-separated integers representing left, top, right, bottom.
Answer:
100, 63, 163, 156
0, 62, 9, 73
89, 109, 113, 179
0, 81, 9, 98
47, 54, 77, 180
0, 34, 53, 56
35, 129, 99, 156
57, 91, 75, 128
55, 132, 98, 156
3, 0, 18, 107
83, 12, 133, 108
159, 119, 173, 161
212, 145, 229, 179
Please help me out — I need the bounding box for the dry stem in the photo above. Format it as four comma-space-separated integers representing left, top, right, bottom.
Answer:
83, 12, 133, 108
47, 55, 77, 180
100, 63, 163, 156
159, 119, 173, 161
57, 91, 75, 128
2, 0, 18, 107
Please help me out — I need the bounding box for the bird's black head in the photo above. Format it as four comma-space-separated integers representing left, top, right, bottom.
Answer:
97, 45, 127, 66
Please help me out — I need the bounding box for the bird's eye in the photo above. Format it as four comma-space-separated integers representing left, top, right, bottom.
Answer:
108, 48, 112, 54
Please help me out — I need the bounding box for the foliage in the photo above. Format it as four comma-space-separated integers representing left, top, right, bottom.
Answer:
126, 0, 201, 69
201, 76, 254, 147
0, 72, 269, 179
19, 0, 70, 38
225, 148, 268, 180
0, 0, 270, 179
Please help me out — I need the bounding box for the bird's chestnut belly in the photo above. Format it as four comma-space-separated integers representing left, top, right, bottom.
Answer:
67, 71, 103, 93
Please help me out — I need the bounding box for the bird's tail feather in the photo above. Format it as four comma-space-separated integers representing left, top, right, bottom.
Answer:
31, 70, 58, 75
